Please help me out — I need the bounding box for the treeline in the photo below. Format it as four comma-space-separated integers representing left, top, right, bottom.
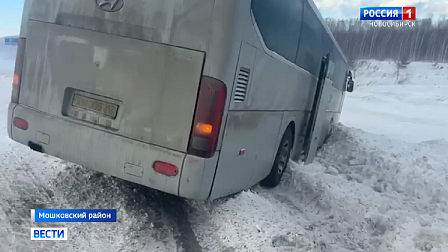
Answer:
326, 18, 448, 62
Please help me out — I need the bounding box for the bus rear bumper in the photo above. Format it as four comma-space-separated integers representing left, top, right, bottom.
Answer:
8, 104, 217, 200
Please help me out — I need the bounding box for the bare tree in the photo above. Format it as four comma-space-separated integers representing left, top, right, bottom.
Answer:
326, 18, 448, 62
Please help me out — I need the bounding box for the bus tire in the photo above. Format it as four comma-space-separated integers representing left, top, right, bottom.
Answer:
260, 128, 292, 188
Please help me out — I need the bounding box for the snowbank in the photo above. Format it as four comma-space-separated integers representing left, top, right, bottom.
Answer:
341, 60, 448, 143
352, 60, 448, 87
189, 125, 448, 251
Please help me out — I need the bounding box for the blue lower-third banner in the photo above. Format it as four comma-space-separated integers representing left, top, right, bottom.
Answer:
31, 209, 117, 222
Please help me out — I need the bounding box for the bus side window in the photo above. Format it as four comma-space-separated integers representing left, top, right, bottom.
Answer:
295, 2, 323, 76
251, 0, 304, 63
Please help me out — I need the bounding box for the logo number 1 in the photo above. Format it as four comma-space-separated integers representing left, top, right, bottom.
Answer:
402, 7, 415, 20
406, 8, 412, 19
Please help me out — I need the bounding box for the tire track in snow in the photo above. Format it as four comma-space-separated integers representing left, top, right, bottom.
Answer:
0, 149, 65, 252
159, 194, 203, 252
52, 164, 202, 252
0, 146, 204, 251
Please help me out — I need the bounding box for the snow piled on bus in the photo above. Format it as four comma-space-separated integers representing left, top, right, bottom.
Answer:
0, 43, 447, 252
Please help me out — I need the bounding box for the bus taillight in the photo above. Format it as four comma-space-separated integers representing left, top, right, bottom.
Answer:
187, 76, 227, 158
12, 38, 26, 103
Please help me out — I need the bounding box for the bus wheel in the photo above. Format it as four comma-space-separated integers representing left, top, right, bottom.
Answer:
260, 128, 292, 188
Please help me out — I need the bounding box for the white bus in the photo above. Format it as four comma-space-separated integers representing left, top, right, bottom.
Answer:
8, 0, 354, 200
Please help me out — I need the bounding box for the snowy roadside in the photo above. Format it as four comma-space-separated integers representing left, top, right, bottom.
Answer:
188, 125, 448, 252
341, 60, 448, 143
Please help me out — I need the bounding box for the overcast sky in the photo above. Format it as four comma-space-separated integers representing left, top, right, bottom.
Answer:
316, 0, 448, 19
1, 0, 448, 37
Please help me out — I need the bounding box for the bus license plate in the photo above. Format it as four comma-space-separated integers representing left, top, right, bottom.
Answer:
72, 94, 118, 118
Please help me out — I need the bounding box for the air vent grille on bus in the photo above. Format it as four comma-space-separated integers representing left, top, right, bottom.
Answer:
233, 67, 250, 103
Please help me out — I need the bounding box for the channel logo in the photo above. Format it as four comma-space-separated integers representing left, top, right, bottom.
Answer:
360, 7, 416, 20
31, 228, 68, 241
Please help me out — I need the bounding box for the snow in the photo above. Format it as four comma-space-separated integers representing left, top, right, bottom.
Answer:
341, 60, 448, 143
0, 40, 16, 77
0, 43, 447, 252
189, 127, 448, 251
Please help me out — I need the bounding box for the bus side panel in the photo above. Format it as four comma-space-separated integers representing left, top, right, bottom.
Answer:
245, 49, 318, 164
210, 43, 317, 198
324, 85, 344, 131
209, 111, 283, 200
316, 79, 334, 147
241, 52, 317, 112
203, 0, 241, 151
319, 77, 346, 147
326, 86, 344, 114
207, 0, 321, 194
178, 153, 219, 200
209, 39, 284, 199
19, 0, 33, 38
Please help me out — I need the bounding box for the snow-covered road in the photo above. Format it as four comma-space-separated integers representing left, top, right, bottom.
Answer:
0, 50, 447, 252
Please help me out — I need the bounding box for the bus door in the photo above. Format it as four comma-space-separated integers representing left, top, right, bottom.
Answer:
303, 53, 331, 165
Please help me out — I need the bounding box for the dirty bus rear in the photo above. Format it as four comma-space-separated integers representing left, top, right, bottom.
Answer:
8, 0, 352, 200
